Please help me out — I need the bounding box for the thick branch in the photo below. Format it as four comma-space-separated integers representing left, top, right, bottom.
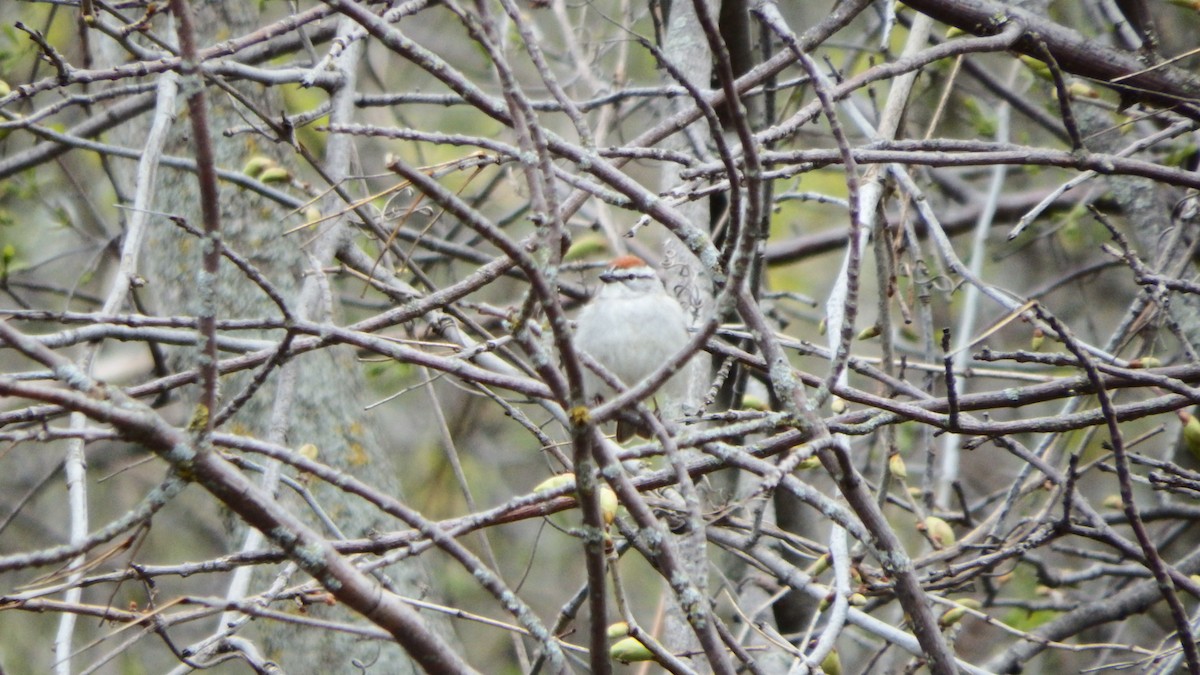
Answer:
903, 0, 1200, 119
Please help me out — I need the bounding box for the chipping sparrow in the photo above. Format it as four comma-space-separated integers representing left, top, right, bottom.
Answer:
574, 255, 691, 440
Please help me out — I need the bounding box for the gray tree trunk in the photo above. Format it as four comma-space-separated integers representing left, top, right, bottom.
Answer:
658, 0, 717, 669
107, 2, 457, 670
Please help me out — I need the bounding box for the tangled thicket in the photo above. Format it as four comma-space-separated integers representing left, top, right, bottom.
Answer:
3, 0, 1200, 673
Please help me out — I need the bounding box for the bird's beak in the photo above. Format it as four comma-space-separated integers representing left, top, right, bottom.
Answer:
598, 269, 617, 283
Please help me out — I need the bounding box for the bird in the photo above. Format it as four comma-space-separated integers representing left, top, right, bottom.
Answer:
574, 255, 692, 441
